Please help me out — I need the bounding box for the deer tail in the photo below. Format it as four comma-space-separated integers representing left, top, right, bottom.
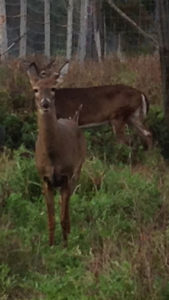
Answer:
73, 104, 83, 124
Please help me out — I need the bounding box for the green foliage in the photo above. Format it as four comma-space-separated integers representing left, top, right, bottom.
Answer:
98, 261, 135, 300
85, 126, 145, 165
161, 282, 169, 300
3, 114, 24, 149
0, 90, 12, 123
0, 146, 168, 300
20, 115, 37, 150
147, 106, 169, 159
2, 113, 37, 150
70, 165, 161, 247
102, 167, 160, 223
0, 264, 17, 299
6, 146, 41, 201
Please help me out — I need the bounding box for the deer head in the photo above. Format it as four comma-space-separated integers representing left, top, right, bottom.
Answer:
27, 61, 69, 113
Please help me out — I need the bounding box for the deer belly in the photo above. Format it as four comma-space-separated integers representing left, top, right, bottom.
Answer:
44, 173, 68, 188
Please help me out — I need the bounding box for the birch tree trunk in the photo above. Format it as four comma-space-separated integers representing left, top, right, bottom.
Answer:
93, 0, 102, 62
117, 33, 125, 62
66, 0, 73, 60
156, 0, 169, 121
93, 0, 105, 61
44, 0, 50, 58
78, 0, 88, 63
0, 0, 8, 60
103, 13, 107, 57
20, 0, 27, 58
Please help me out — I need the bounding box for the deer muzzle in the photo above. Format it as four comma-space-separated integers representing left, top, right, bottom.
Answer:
40, 98, 51, 111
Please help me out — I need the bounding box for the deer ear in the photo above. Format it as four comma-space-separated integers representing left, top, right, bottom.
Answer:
27, 62, 40, 86
55, 61, 69, 84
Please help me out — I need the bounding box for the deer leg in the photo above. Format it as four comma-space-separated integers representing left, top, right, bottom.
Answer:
110, 118, 129, 145
60, 185, 71, 247
128, 117, 152, 149
43, 182, 55, 246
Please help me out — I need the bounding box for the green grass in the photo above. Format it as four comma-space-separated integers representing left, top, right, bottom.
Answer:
0, 145, 169, 300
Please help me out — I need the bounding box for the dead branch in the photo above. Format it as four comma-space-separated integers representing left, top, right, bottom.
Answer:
106, 0, 158, 47
0, 32, 27, 58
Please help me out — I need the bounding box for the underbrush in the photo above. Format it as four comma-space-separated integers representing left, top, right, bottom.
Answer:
0, 146, 169, 300
1, 104, 169, 163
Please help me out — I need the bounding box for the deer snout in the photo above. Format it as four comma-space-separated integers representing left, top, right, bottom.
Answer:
40, 98, 51, 110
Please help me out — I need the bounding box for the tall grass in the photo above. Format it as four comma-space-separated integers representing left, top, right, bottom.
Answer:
0, 146, 169, 300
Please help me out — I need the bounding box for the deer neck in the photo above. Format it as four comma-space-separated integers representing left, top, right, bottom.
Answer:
37, 108, 59, 151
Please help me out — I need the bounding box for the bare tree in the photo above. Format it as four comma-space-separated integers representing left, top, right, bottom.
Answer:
156, 0, 169, 121
78, 0, 89, 63
66, 0, 73, 59
20, 0, 27, 58
44, 0, 50, 58
106, 0, 158, 47
0, 0, 8, 60
117, 33, 125, 62
91, 0, 106, 61
93, 0, 102, 62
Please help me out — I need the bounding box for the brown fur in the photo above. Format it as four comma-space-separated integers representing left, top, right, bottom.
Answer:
53, 85, 152, 149
41, 61, 152, 149
27, 64, 86, 246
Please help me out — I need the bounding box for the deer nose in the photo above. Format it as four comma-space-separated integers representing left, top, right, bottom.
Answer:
40, 98, 50, 109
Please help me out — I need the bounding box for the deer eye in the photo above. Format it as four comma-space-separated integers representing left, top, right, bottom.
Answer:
33, 88, 39, 94
40, 70, 46, 77
51, 87, 56, 92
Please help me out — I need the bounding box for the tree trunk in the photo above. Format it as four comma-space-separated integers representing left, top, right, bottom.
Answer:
94, 0, 105, 60
20, 0, 27, 58
103, 12, 107, 57
156, 0, 169, 121
93, 0, 102, 62
44, 0, 50, 58
0, 0, 8, 60
78, 0, 89, 63
117, 33, 125, 62
66, 0, 73, 60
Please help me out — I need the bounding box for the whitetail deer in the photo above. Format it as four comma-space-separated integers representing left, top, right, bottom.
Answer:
38, 61, 152, 149
27, 63, 86, 246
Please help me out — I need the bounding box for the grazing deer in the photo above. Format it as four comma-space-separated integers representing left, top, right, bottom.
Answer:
27, 63, 86, 246
39, 61, 152, 149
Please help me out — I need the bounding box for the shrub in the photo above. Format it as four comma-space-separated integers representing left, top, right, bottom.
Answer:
98, 261, 136, 300
147, 106, 169, 159
85, 126, 145, 165
3, 114, 24, 149
0, 89, 12, 123
0, 264, 17, 299
21, 114, 37, 150
6, 146, 41, 201
2, 113, 37, 150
